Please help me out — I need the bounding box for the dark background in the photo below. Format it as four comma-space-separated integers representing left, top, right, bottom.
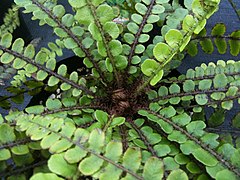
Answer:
0, 0, 239, 127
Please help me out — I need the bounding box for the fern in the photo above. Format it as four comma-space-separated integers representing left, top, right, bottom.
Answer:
0, 0, 240, 179
186, 23, 240, 56
0, 4, 20, 86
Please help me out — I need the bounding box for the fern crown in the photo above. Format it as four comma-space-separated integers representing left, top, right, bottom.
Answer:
0, 0, 240, 179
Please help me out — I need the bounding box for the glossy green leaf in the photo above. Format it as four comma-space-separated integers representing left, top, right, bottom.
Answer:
65, 146, 87, 164
216, 169, 237, 180
127, 22, 139, 34
103, 22, 119, 39
160, 106, 176, 118
25, 105, 45, 114
182, 15, 195, 32
123, 148, 141, 172
62, 14, 74, 27
168, 130, 187, 143
115, 55, 128, 70
174, 153, 190, 165
0, 149, 11, 161
183, 80, 195, 92
192, 148, 218, 166
150, 69, 164, 86
30, 173, 64, 180
167, 169, 188, 180
0, 124, 16, 143
12, 38, 24, 53
141, 59, 159, 76
1, 53, 15, 64
131, 13, 143, 24
0, 33, 12, 48
75, 6, 94, 25
200, 39, 214, 54
163, 157, 179, 170
152, 4, 165, 14
48, 76, 59, 86
154, 144, 171, 157
211, 23, 226, 36
195, 94, 208, 105
110, 117, 125, 127
213, 74, 228, 88
186, 162, 201, 174
147, 15, 160, 23
165, 29, 183, 48
153, 43, 171, 62
46, 99, 62, 110
143, 157, 164, 180
208, 108, 225, 127
53, 5, 65, 18
48, 153, 77, 178
11, 145, 29, 155
186, 121, 206, 137
172, 113, 191, 126
180, 140, 199, 155
109, 40, 122, 56
135, 3, 147, 15
79, 155, 104, 176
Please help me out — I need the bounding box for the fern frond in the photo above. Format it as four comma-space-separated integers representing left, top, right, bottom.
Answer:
14, 113, 164, 179
0, 33, 94, 96
0, 4, 20, 86
186, 23, 240, 56
138, 0, 221, 90
139, 109, 240, 178
0, 4, 20, 35
15, 0, 108, 84
151, 60, 240, 111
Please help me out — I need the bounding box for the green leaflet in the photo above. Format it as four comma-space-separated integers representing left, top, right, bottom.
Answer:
94, 110, 108, 124
0, 124, 16, 143
143, 157, 164, 180
0, 33, 13, 48
153, 43, 171, 62
30, 173, 64, 180
192, 148, 218, 167
141, 59, 159, 76
79, 155, 104, 175
167, 169, 188, 180
48, 153, 77, 178
165, 29, 183, 48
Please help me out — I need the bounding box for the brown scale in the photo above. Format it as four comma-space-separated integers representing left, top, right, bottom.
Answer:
111, 88, 131, 115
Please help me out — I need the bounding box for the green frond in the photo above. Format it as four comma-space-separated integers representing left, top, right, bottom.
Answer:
152, 60, 240, 111
11, 113, 164, 179
186, 23, 240, 56
0, 4, 20, 86
138, 0, 221, 89
0, 4, 20, 35
138, 109, 240, 179
0, 33, 94, 96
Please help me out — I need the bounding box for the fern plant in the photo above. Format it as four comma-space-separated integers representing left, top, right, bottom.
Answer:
0, 0, 240, 179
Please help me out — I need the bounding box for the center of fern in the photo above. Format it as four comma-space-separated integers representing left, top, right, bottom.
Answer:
105, 87, 148, 116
